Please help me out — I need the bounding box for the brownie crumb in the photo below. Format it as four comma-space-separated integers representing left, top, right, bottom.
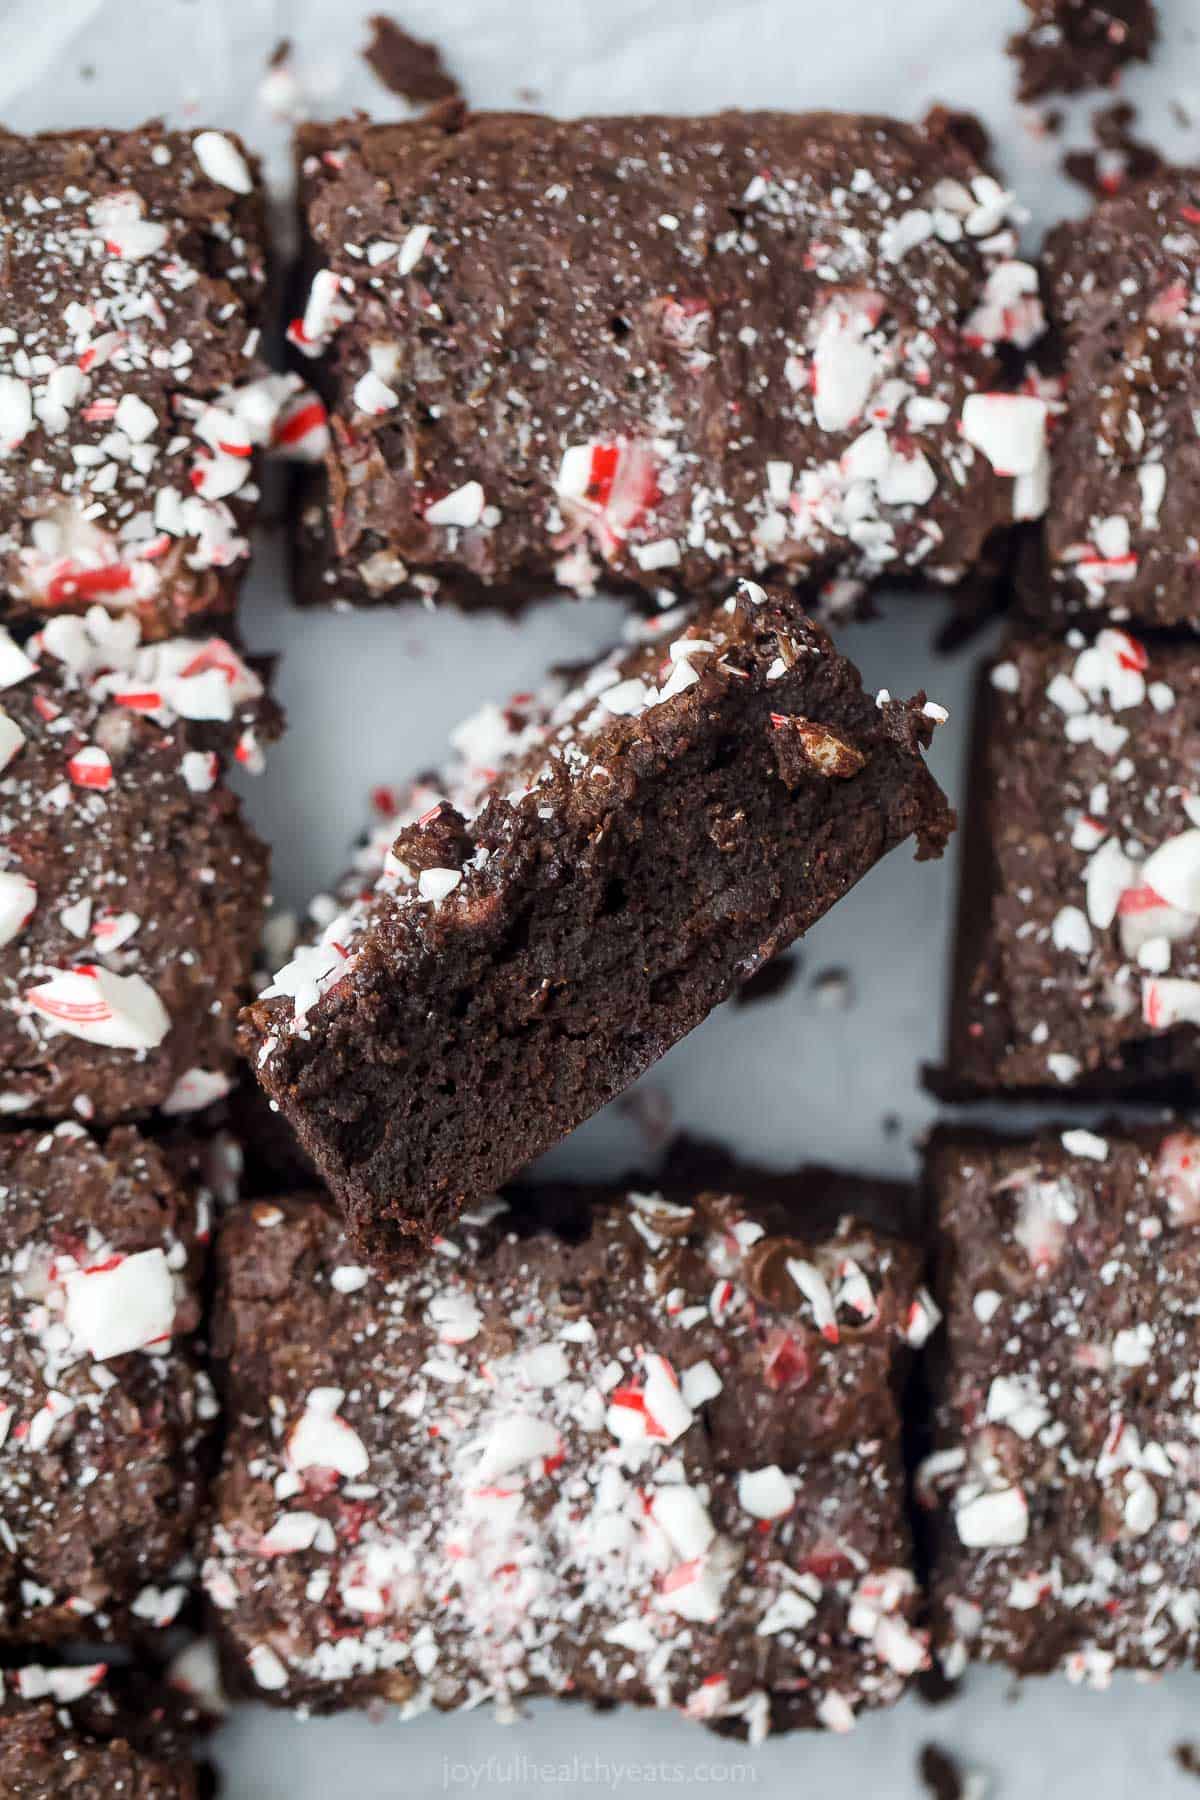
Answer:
734, 951, 801, 1007
917, 1663, 962, 1707
921, 106, 994, 172
1061, 100, 1164, 195
1009, 1, 1158, 102
1176, 1745, 1200, 1780
363, 15, 461, 104
813, 967, 854, 1010
920, 1744, 985, 1800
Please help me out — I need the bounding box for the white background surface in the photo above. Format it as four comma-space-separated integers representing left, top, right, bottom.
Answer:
4, 0, 1200, 1791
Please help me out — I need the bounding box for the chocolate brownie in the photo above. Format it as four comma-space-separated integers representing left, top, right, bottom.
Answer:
206, 1178, 935, 1730
0, 1121, 216, 1643
0, 1661, 199, 1797
947, 628, 1200, 1093
242, 581, 953, 1265
1026, 168, 1200, 627
289, 109, 1045, 612
0, 606, 274, 1122
1008, 1, 1157, 103
922, 1124, 1200, 1684
0, 122, 323, 638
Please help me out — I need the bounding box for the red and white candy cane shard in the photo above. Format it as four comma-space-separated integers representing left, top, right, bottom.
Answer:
67, 744, 113, 789
287, 269, 353, 357
64, 1246, 176, 1360
556, 438, 660, 556
271, 387, 330, 461
25, 965, 170, 1051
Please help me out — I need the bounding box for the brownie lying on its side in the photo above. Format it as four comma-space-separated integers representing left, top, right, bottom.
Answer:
242, 581, 953, 1265
290, 108, 1045, 612
206, 1175, 935, 1732
0, 1662, 201, 1797
947, 627, 1200, 1094
0, 122, 317, 639
922, 1124, 1200, 1685
0, 1122, 216, 1645
1026, 166, 1200, 627
0, 607, 274, 1123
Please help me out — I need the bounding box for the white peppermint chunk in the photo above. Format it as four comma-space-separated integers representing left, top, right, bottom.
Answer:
64, 1248, 175, 1359
0, 375, 33, 452
960, 393, 1047, 476
1141, 831, 1200, 915
475, 1412, 559, 1481
649, 1484, 716, 1560
1062, 1128, 1108, 1162
737, 1465, 794, 1519
24, 967, 169, 1050
287, 1392, 369, 1479
1051, 906, 1092, 958
114, 393, 158, 443
193, 131, 254, 193
0, 873, 36, 948
426, 482, 485, 528
247, 1644, 289, 1691
955, 1484, 1028, 1547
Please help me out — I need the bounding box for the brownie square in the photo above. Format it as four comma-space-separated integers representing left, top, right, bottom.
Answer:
242, 581, 952, 1265
0, 1122, 216, 1644
0, 607, 274, 1122
0, 123, 296, 638
0, 1661, 200, 1796
206, 1175, 932, 1731
290, 108, 1043, 611
947, 627, 1200, 1093
923, 1124, 1200, 1684
1029, 166, 1200, 627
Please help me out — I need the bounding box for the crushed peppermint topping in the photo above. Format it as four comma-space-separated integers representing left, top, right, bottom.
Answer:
204, 1189, 924, 1730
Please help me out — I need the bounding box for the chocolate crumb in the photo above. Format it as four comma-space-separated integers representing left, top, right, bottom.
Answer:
920, 1745, 965, 1800
363, 15, 461, 104
1062, 100, 1164, 196
920, 1744, 987, 1800
921, 106, 994, 172
1176, 1745, 1200, 1780
813, 967, 853, 1010
917, 1662, 962, 1707
734, 951, 801, 1007
1008, 1, 1158, 103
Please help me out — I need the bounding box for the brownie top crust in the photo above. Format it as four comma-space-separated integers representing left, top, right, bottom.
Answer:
924, 1124, 1200, 1684
208, 1181, 933, 1730
0, 606, 274, 1122
1038, 166, 1200, 626
0, 1661, 199, 1797
0, 121, 303, 636
292, 108, 1045, 608
0, 1122, 215, 1643
959, 628, 1200, 1089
